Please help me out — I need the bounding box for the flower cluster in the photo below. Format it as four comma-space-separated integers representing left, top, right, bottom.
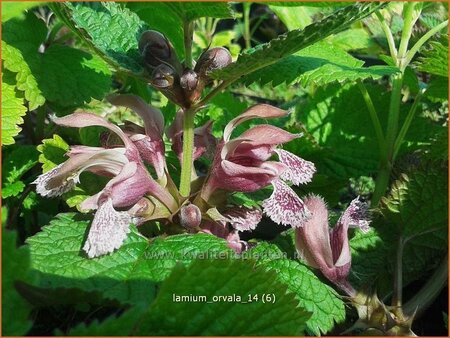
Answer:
34, 27, 370, 298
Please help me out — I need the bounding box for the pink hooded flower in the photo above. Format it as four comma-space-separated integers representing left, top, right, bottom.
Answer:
107, 94, 166, 179
33, 112, 177, 258
201, 104, 316, 228
295, 195, 371, 296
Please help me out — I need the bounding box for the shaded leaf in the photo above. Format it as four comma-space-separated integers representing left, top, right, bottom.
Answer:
2, 229, 34, 335
416, 37, 448, 77
136, 259, 310, 336
249, 243, 345, 335
2, 145, 39, 198
27, 213, 232, 305
2, 13, 112, 109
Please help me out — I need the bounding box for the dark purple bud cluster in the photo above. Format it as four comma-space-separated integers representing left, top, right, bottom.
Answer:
139, 30, 232, 108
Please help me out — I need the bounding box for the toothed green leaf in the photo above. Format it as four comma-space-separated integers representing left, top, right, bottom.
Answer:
211, 2, 385, 82
1, 74, 28, 145
249, 243, 345, 335
137, 259, 310, 335
241, 41, 399, 87
27, 213, 232, 305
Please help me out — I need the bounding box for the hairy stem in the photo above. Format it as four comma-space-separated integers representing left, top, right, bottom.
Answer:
179, 109, 196, 197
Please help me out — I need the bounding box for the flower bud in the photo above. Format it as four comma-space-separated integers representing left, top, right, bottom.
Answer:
151, 64, 176, 89
180, 69, 202, 103
195, 47, 232, 78
179, 204, 202, 229
139, 30, 177, 69
180, 70, 198, 92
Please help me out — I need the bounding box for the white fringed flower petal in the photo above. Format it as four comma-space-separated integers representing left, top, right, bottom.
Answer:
32, 164, 76, 197
275, 149, 316, 185
262, 179, 311, 228
83, 199, 132, 258
225, 206, 262, 232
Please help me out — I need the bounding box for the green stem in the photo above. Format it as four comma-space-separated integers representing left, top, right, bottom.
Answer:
392, 91, 423, 160
392, 236, 405, 308
357, 81, 386, 155
375, 11, 398, 60
184, 20, 194, 69
179, 109, 196, 197
397, 3, 419, 69
371, 74, 403, 207
243, 2, 252, 50
404, 20, 449, 68
385, 74, 404, 158
197, 79, 232, 107
403, 255, 448, 318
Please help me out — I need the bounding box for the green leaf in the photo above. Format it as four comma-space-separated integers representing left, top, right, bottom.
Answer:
36, 134, 69, 172
1, 73, 27, 145
351, 161, 448, 293
326, 28, 375, 51
286, 83, 443, 180
2, 13, 112, 109
242, 41, 399, 87
127, 2, 234, 58
211, 2, 385, 82
269, 5, 316, 30
416, 37, 448, 77
1, 12, 46, 109
267, 2, 351, 8
2, 229, 34, 336
382, 162, 448, 238
2, 145, 39, 198
425, 75, 448, 101
57, 2, 147, 73
37, 45, 112, 107
249, 243, 345, 335
1, 1, 44, 22
136, 259, 310, 336
27, 213, 232, 305
164, 2, 234, 21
